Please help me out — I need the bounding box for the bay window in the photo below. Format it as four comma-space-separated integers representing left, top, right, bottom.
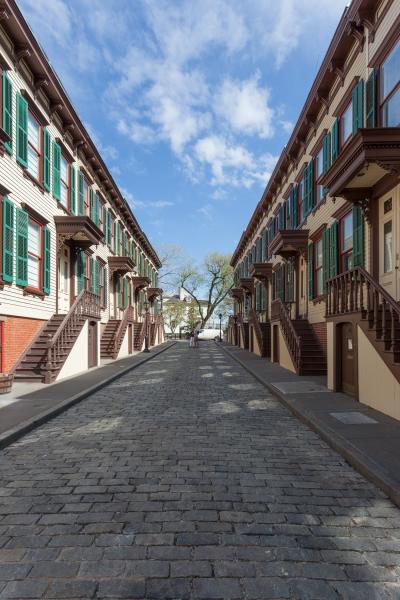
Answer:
381, 39, 400, 127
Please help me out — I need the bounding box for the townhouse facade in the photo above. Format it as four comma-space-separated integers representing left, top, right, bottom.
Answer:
228, 0, 400, 421
0, 0, 164, 384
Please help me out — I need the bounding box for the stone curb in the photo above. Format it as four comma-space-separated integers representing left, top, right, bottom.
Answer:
0, 341, 177, 451
219, 342, 400, 508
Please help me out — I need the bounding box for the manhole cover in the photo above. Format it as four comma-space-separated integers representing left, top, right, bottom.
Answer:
272, 381, 329, 394
330, 412, 378, 424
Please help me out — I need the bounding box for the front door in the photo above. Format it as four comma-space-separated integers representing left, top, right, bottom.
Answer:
379, 192, 398, 299
339, 323, 355, 395
58, 247, 70, 314
88, 321, 98, 368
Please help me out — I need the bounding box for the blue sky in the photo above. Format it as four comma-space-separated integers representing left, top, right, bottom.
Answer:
19, 0, 348, 263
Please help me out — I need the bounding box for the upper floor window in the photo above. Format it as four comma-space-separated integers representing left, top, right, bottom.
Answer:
28, 217, 42, 290
298, 174, 304, 221
314, 146, 324, 204
60, 155, 70, 208
340, 101, 353, 146
27, 111, 41, 180
314, 237, 323, 297
340, 211, 353, 272
381, 39, 400, 127
83, 178, 90, 215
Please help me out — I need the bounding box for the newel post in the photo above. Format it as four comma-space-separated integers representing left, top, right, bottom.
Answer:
45, 333, 53, 384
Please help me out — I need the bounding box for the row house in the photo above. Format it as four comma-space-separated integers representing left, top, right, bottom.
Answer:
228, 0, 400, 421
0, 0, 164, 384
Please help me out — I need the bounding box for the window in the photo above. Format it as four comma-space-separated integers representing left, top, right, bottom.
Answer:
340, 211, 353, 272
340, 101, 353, 146
83, 178, 90, 215
99, 263, 105, 306
27, 111, 41, 179
315, 146, 324, 204
384, 220, 393, 273
27, 218, 42, 290
381, 39, 400, 126
298, 174, 304, 221
314, 238, 323, 297
60, 155, 70, 208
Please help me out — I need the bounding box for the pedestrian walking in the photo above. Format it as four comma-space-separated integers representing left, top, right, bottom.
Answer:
194, 330, 199, 348
189, 332, 194, 348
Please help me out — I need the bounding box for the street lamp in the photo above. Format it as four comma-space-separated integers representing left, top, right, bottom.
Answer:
143, 299, 150, 353
219, 313, 222, 342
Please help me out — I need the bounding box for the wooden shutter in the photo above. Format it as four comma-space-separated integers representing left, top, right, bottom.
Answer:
278, 204, 285, 230
43, 227, 50, 294
331, 118, 339, 162
77, 251, 85, 294
303, 162, 313, 217
292, 185, 298, 228
307, 242, 314, 300
16, 92, 28, 167
42, 128, 51, 191
16, 208, 28, 286
89, 189, 94, 223
78, 171, 84, 215
352, 79, 364, 134
2, 72, 12, 154
366, 69, 376, 128
330, 221, 339, 278
52, 141, 61, 200
353, 205, 364, 267
2, 197, 14, 282
322, 228, 330, 293
262, 229, 268, 261
103, 267, 108, 307
70, 166, 76, 214
89, 256, 95, 292
322, 132, 331, 173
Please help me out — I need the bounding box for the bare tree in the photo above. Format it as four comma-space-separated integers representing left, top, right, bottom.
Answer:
157, 244, 185, 293
162, 300, 187, 337
175, 253, 233, 328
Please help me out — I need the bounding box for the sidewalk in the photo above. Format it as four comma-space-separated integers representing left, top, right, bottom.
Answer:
0, 341, 176, 450
220, 342, 400, 508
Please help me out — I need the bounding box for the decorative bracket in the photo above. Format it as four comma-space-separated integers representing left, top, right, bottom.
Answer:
50, 102, 63, 122
329, 58, 345, 84
33, 77, 49, 98
14, 46, 30, 70
346, 21, 365, 50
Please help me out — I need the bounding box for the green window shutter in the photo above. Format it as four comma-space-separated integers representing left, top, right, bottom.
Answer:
89, 189, 94, 222
43, 227, 50, 294
118, 275, 123, 309
103, 267, 108, 307
353, 205, 364, 268
16, 92, 28, 167
330, 221, 339, 277
42, 128, 51, 191
52, 141, 61, 200
366, 69, 376, 128
2, 72, 12, 154
322, 132, 331, 173
89, 256, 95, 292
77, 251, 85, 294
331, 118, 340, 161
292, 185, 298, 228
16, 207, 28, 286
307, 242, 314, 300
107, 211, 112, 246
352, 79, 364, 134
70, 166, 76, 214
278, 205, 285, 230
78, 171, 84, 215
124, 277, 128, 309
322, 228, 330, 293
2, 197, 14, 282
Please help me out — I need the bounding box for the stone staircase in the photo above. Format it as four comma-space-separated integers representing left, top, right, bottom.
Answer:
100, 320, 120, 359
291, 319, 327, 376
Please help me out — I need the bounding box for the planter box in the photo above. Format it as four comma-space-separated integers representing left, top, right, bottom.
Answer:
0, 374, 13, 394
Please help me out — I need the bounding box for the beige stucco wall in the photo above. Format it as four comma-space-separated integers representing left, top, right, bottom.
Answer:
57, 320, 89, 381
357, 326, 400, 421
117, 326, 130, 359
327, 322, 335, 390
270, 323, 296, 374
252, 327, 262, 357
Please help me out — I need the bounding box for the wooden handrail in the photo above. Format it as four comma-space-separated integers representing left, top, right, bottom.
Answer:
272, 298, 302, 370
326, 267, 400, 359
113, 306, 133, 357
248, 307, 263, 353
45, 290, 101, 378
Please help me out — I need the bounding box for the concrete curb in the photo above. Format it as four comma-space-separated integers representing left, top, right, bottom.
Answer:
219, 343, 400, 508
0, 342, 177, 451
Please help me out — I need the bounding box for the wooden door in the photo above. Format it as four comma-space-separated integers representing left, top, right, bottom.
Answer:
88, 321, 98, 368
58, 247, 70, 314
273, 325, 279, 363
339, 323, 355, 395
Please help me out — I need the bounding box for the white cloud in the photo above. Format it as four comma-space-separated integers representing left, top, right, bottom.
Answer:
197, 204, 213, 220
214, 73, 274, 138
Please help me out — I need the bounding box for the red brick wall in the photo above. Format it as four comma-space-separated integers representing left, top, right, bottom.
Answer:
2, 316, 46, 372
311, 322, 327, 358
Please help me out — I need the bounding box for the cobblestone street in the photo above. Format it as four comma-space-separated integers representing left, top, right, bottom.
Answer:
0, 342, 399, 599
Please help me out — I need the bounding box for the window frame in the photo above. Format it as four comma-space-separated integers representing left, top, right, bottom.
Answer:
59, 152, 70, 210
314, 145, 325, 205
27, 109, 42, 181
379, 37, 400, 127
314, 236, 324, 297
339, 210, 354, 273
99, 262, 105, 307
339, 99, 353, 149
83, 177, 90, 216
27, 216, 43, 292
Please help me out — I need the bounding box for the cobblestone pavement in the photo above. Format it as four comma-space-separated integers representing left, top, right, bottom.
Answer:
0, 342, 400, 599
